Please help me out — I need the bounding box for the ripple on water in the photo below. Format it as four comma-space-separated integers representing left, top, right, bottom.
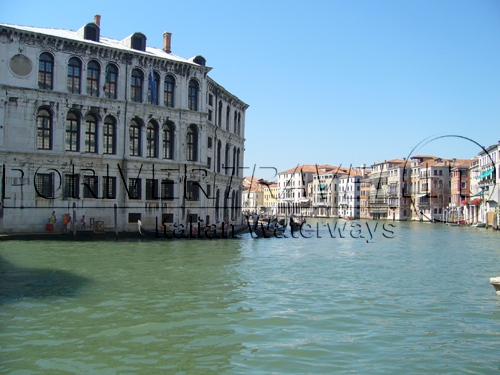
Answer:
0, 224, 499, 373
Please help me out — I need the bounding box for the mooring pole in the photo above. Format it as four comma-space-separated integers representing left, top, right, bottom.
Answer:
72, 202, 76, 238
114, 203, 118, 239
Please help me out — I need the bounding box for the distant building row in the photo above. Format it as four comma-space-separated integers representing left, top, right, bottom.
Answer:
242, 143, 500, 225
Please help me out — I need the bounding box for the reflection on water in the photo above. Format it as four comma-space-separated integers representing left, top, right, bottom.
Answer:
0, 223, 499, 374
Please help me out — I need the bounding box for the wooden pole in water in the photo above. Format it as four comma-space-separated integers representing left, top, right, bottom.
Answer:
114, 203, 118, 239
72, 202, 76, 238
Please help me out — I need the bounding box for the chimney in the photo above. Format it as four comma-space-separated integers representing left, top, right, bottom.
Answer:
94, 15, 101, 27
163, 32, 172, 53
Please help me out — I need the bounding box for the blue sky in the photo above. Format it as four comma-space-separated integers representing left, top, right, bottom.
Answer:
4, 0, 500, 180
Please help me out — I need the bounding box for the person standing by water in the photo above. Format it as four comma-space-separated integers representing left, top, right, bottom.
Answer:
80, 215, 86, 230
46, 211, 57, 232
62, 214, 69, 233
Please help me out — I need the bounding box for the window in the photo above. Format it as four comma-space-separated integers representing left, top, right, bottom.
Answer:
148, 71, 160, 105
217, 141, 221, 173
35, 173, 54, 198
238, 113, 241, 135
103, 116, 116, 155
103, 176, 116, 199
83, 175, 98, 198
37, 108, 52, 150
87, 60, 100, 97
131, 69, 143, 103
461, 181, 467, 189
164, 75, 175, 107
439, 170, 443, 176
208, 110, 212, 122
188, 80, 199, 111
128, 178, 142, 200
131, 34, 146, 51
161, 179, 174, 200
226, 106, 230, 131
234, 111, 238, 133
163, 122, 175, 160
129, 213, 141, 223
225, 145, 230, 175
208, 94, 213, 106
162, 213, 174, 224
64, 174, 80, 198
84, 23, 99, 42
38, 53, 54, 90
207, 157, 211, 169
104, 64, 118, 99
146, 121, 158, 158
208, 137, 213, 149
187, 125, 198, 161
186, 181, 199, 201
218, 101, 222, 126
67, 57, 81, 94
85, 114, 98, 153
146, 179, 159, 200
130, 119, 141, 156
65, 111, 80, 151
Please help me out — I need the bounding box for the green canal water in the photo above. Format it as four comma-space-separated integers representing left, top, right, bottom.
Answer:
0, 221, 499, 374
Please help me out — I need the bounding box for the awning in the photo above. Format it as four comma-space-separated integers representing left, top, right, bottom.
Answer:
471, 190, 485, 197
319, 185, 325, 189
416, 193, 427, 198
477, 168, 494, 179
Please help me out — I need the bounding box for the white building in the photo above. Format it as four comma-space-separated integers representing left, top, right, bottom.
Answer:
0, 17, 248, 232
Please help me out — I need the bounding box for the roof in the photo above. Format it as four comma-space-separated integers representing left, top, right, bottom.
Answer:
0, 22, 204, 67
279, 165, 320, 174
372, 159, 405, 166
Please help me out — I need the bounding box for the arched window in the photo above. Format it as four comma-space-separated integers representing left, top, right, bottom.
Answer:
67, 57, 81, 94
218, 101, 222, 127
163, 122, 175, 159
232, 147, 236, 176
87, 60, 100, 97
65, 111, 80, 151
234, 111, 238, 134
215, 189, 220, 222
146, 120, 158, 158
38, 53, 54, 90
129, 118, 142, 156
225, 144, 230, 175
84, 23, 100, 42
85, 114, 98, 153
37, 108, 52, 150
226, 106, 230, 131
131, 69, 143, 103
104, 64, 118, 99
164, 75, 175, 107
103, 116, 116, 155
236, 148, 240, 177
148, 71, 160, 105
217, 141, 221, 173
238, 113, 241, 136
187, 125, 198, 161
188, 80, 199, 111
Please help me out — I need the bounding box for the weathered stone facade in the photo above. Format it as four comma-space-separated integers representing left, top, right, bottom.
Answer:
0, 20, 248, 232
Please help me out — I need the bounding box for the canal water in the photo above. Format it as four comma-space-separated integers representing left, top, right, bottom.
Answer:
0, 221, 499, 374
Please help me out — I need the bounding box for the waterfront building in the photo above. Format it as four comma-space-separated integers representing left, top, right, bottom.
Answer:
466, 143, 500, 225
263, 182, 278, 217
386, 161, 411, 221
309, 166, 351, 217
369, 159, 404, 219
359, 178, 371, 219
277, 165, 318, 217
242, 177, 264, 215
448, 159, 472, 221
0, 17, 248, 232
338, 171, 365, 219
